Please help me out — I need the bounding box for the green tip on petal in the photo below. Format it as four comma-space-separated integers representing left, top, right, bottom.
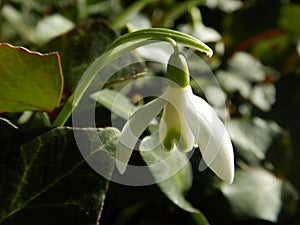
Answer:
162, 128, 181, 151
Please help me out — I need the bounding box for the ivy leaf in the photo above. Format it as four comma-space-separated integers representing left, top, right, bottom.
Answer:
0, 127, 119, 224
250, 83, 276, 111
0, 43, 63, 113
227, 117, 282, 165
140, 134, 210, 225
221, 169, 283, 222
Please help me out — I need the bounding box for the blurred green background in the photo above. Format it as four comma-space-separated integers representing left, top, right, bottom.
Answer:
1, 0, 300, 225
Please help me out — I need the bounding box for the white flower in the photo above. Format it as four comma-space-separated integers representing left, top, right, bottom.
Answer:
116, 48, 234, 183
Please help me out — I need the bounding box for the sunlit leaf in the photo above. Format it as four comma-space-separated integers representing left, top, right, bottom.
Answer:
217, 51, 278, 111
221, 169, 282, 222
205, 0, 243, 13
250, 83, 276, 111
28, 14, 74, 46
217, 70, 251, 99
136, 41, 172, 63
227, 52, 266, 82
0, 127, 119, 224
178, 24, 222, 43
126, 14, 152, 30
0, 43, 63, 113
227, 117, 282, 165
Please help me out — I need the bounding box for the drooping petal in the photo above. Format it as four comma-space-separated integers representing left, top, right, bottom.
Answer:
182, 86, 234, 183
159, 86, 195, 152
177, 115, 195, 152
159, 102, 181, 151
116, 98, 165, 174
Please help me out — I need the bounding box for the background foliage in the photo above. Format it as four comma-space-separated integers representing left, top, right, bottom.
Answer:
1, 0, 300, 225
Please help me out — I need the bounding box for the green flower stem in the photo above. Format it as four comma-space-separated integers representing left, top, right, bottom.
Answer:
52, 28, 212, 127
107, 28, 213, 56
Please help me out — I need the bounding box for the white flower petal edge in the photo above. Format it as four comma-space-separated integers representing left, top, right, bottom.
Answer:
116, 98, 166, 174
182, 86, 234, 183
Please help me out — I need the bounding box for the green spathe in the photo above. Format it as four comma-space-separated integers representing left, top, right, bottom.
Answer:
167, 49, 190, 87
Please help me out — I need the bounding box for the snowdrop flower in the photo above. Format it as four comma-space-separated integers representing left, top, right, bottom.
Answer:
116, 46, 234, 183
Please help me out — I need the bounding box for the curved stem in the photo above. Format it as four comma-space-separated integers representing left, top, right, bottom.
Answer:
52, 28, 212, 127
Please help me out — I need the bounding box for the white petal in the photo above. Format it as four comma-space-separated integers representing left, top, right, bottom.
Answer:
159, 86, 195, 152
116, 98, 165, 173
178, 116, 195, 152
158, 102, 195, 152
182, 87, 234, 183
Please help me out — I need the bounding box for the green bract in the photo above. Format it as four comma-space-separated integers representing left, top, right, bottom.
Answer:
167, 48, 190, 87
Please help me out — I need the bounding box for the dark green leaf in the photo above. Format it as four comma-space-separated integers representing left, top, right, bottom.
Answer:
0, 127, 119, 224
0, 117, 19, 159
140, 134, 210, 225
0, 43, 63, 113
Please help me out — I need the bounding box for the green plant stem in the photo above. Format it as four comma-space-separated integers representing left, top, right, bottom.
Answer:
52, 28, 212, 127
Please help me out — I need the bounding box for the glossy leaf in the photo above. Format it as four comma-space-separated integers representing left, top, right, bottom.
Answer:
250, 83, 276, 111
140, 134, 210, 224
227, 52, 266, 82
0, 127, 119, 224
227, 117, 282, 165
28, 14, 74, 46
221, 169, 282, 222
0, 43, 63, 113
